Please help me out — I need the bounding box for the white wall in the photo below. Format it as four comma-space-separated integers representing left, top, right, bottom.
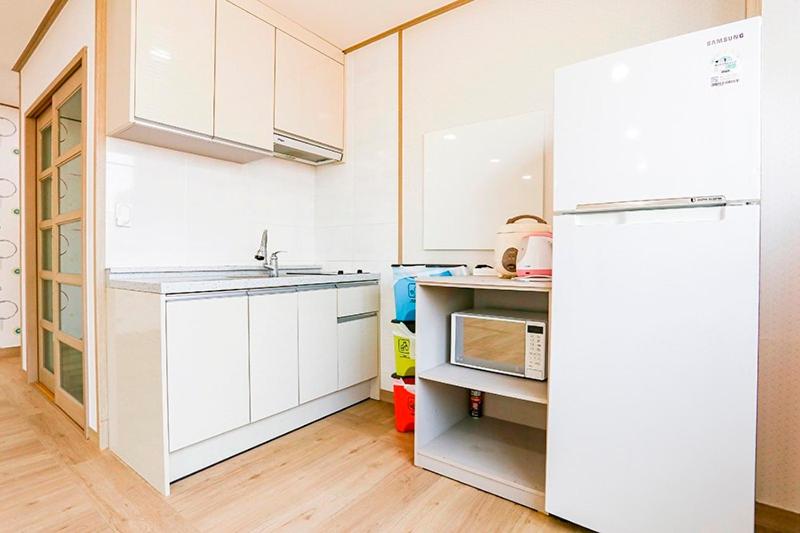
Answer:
401, 0, 745, 265
0, 71, 19, 106
315, 34, 398, 391
105, 140, 316, 268
20, 0, 97, 429
757, 0, 800, 514
0, 104, 21, 347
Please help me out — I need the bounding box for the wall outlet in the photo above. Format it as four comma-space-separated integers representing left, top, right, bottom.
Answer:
115, 203, 133, 227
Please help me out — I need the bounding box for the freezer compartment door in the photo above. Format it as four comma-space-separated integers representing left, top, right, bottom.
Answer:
546, 205, 759, 533
554, 18, 761, 212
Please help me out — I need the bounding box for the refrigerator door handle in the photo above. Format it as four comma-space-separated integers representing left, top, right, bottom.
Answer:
562, 195, 732, 215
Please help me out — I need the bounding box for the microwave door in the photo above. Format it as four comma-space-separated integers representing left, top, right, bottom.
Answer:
454, 316, 526, 376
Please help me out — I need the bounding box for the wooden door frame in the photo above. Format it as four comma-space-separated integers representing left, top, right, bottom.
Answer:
23, 48, 89, 431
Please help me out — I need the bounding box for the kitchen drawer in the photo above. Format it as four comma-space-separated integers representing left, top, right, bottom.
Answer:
337, 283, 379, 317
338, 313, 379, 389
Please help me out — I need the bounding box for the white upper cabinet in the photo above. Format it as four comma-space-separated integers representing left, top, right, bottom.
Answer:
275, 31, 345, 149
215, 0, 275, 150
107, 0, 344, 164
134, 0, 216, 135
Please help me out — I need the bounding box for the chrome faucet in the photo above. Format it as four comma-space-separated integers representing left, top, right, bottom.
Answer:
254, 229, 286, 277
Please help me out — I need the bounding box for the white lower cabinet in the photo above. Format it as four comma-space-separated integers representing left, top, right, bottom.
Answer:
337, 314, 379, 389
166, 294, 250, 451
109, 281, 380, 495
298, 288, 339, 403
249, 290, 299, 422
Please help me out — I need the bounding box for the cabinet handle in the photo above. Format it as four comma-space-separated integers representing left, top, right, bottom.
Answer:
336, 281, 378, 289
337, 312, 378, 324
165, 290, 249, 302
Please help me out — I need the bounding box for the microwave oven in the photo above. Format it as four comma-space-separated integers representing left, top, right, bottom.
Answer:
450, 308, 548, 380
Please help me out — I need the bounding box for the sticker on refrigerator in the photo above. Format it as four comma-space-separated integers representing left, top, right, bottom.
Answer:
710, 53, 739, 88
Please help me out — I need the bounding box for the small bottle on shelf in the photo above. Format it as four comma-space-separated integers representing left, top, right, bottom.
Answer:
469, 389, 484, 418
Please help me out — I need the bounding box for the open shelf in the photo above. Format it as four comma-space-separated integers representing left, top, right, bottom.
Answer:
416, 416, 546, 510
420, 363, 548, 404
416, 275, 551, 292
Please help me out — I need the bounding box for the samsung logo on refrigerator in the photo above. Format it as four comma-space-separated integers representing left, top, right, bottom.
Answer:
707, 33, 744, 46
691, 195, 726, 204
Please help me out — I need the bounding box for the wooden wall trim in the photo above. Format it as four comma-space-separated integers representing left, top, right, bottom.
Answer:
12, 0, 70, 73
94, 0, 109, 449
343, 0, 473, 54
397, 31, 403, 264
745, 0, 763, 18
756, 502, 800, 532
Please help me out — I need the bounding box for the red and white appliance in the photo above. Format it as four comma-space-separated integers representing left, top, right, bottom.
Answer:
515, 231, 552, 278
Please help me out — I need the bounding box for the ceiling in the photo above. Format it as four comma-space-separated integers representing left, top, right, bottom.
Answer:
260, 0, 455, 49
0, 0, 52, 73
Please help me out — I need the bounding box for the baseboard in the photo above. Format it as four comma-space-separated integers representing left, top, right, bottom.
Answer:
756, 502, 800, 532
169, 382, 371, 482
0, 346, 20, 358
380, 389, 394, 404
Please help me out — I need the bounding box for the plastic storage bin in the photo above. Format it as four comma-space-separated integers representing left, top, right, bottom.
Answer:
392, 374, 415, 432
391, 264, 467, 321
392, 320, 416, 377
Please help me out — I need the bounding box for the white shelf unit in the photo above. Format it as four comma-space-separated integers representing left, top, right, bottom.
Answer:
414, 278, 550, 511
416, 416, 547, 509
420, 363, 548, 404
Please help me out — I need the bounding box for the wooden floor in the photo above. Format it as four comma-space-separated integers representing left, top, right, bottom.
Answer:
0, 354, 584, 532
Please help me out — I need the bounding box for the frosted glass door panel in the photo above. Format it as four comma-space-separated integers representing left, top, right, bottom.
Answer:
59, 284, 83, 340
40, 125, 52, 170
423, 112, 546, 250
59, 221, 81, 274
58, 155, 81, 214
58, 89, 82, 155
59, 343, 83, 402
40, 177, 51, 220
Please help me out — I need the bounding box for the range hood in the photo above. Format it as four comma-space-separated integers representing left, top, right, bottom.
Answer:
273, 131, 343, 165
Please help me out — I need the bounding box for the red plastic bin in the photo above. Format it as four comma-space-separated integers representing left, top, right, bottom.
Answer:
391, 373, 415, 432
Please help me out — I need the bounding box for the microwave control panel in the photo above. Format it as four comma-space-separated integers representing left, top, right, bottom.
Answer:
524, 322, 547, 380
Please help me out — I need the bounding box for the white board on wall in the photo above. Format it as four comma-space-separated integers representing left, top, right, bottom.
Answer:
423, 111, 546, 250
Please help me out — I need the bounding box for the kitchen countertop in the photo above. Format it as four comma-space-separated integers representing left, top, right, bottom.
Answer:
107, 265, 380, 295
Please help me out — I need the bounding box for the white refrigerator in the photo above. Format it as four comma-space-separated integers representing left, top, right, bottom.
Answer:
546, 18, 761, 533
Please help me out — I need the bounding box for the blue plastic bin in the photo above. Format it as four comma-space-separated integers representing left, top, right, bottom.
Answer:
391, 264, 467, 321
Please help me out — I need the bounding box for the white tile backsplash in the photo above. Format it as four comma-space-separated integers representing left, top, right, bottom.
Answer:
106, 138, 316, 268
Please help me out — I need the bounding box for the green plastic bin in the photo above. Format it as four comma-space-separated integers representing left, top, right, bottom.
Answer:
392, 320, 416, 377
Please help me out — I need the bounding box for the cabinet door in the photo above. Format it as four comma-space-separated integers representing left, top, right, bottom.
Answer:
249, 290, 298, 422
215, 0, 275, 149
166, 295, 250, 451
274, 31, 344, 149
135, 0, 215, 135
298, 288, 338, 403
337, 315, 378, 390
